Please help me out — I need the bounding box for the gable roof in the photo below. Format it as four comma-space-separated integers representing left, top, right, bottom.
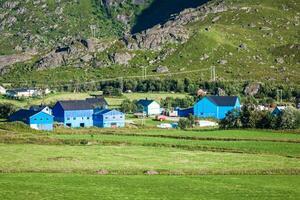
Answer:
9, 109, 53, 122
57, 97, 108, 111
58, 100, 94, 111
9, 109, 39, 121
137, 99, 156, 107
86, 97, 108, 106
206, 96, 239, 107
30, 105, 49, 111
94, 109, 124, 116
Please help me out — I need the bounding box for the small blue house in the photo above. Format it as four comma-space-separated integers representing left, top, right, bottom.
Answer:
93, 109, 125, 128
193, 96, 241, 119
137, 99, 161, 116
272, 106, 286, 116
9, 109, 54, 131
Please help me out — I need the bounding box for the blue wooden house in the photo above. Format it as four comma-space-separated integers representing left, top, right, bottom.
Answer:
193, 96, 241, 119
53, 100, 94, 128
93, 109, 125, 128
9, 109, 54, 131
137, 99, 161, 116
176, 107, 194, 117
52, 97, 109, 128
272, 106, 286, 116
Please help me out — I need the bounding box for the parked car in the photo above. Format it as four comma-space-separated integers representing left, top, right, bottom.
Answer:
157, 123, 172, 129
156, 115, 167, 121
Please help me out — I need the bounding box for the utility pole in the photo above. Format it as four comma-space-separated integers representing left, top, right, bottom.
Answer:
119, 77, 124, 93
211, 66, 216, 82
142, 66, 147, 80
90, 25, 97, 38
277, 89, 283, 103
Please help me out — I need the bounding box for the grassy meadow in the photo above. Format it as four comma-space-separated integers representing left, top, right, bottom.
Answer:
0, 92, 189, 108
0, 117, 299, 199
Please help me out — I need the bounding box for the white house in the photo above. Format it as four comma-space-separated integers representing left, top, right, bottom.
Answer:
0, 86, 6, 94
137, 99, 161, 116
6, 88, 39, 98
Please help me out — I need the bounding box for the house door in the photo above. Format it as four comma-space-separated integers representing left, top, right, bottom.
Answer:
111, 123, 117, 128
80, 123, 85, 128
66, 123, 72, 127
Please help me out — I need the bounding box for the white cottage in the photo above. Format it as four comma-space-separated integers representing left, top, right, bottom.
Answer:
0, 86, 6, 94
137, 99, 161, 116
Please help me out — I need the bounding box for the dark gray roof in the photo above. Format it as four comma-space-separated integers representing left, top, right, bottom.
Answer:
29, 105, 48, 111
9, 109, 39, 122
58, 97, 108, 111
58, 100, 94, 111
206, 96, 239, 106
86, 97, 108, 106
137, 99, 155, 107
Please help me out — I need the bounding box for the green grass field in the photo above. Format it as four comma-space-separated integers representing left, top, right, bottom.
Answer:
0, 174, 299, 200
0, 92, 189, 108
0, 122, 299, 199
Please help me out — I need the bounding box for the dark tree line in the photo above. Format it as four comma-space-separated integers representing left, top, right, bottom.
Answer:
220, 105, 300, 130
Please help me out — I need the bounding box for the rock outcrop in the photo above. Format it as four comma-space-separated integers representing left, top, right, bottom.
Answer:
110, 52, 135, 65
244, 83, 261, 96
124, 0, 228, 50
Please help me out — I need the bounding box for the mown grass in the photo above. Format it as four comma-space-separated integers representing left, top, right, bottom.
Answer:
0, 144, 299, 175
0, 174, 299, 200
0, 92, 189, 108
49, 134, 300, 157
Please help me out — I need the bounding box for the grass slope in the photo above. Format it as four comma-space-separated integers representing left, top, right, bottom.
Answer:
0, 0, 299, 85
0, 174, 299, 200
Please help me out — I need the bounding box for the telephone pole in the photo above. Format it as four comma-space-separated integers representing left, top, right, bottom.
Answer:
277, 89, 283, 103
90, 25, 97, 38
141, 66, 147, 80
211, 66, 216, 82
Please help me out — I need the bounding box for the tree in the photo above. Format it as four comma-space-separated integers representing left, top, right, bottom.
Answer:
120, 99, 137, 113
219, 109, 242, 129
0, 103, 17, 119
240, 104, 258, 128
277, 107, 299, 129
178, 114, 196, 130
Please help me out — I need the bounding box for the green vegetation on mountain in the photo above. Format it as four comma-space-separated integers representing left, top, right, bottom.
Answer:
0, 0, 299, 86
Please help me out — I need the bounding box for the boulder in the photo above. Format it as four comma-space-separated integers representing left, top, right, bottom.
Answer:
110, 52, 134, 65
244, 83, 261, 96
80, 54, 93, 63
144, 170, 159, 175
96, 169, 109, 175
275, 57, 284, 64
156, 66, 169, 73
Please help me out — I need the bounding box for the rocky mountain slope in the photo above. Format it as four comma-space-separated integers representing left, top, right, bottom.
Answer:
0, 0, 299, 86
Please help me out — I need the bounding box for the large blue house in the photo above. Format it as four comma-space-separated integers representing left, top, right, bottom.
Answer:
52, 97, 109, 128
9, 109, 54, 131
93, 109, 125, 128
193, 96, 241, 119
53, 100, 94, 128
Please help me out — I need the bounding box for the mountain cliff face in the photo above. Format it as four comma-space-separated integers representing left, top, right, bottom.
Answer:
0, 0, 299, 85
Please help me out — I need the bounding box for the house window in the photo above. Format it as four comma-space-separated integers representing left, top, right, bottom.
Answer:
120, 116, 123, 118
105, 117, 108, 119
34, 118, 37, 121
113, 116, 116, 119
73, 117, 76, 120
67, 118, 70, 120
87, 117, 90, 120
